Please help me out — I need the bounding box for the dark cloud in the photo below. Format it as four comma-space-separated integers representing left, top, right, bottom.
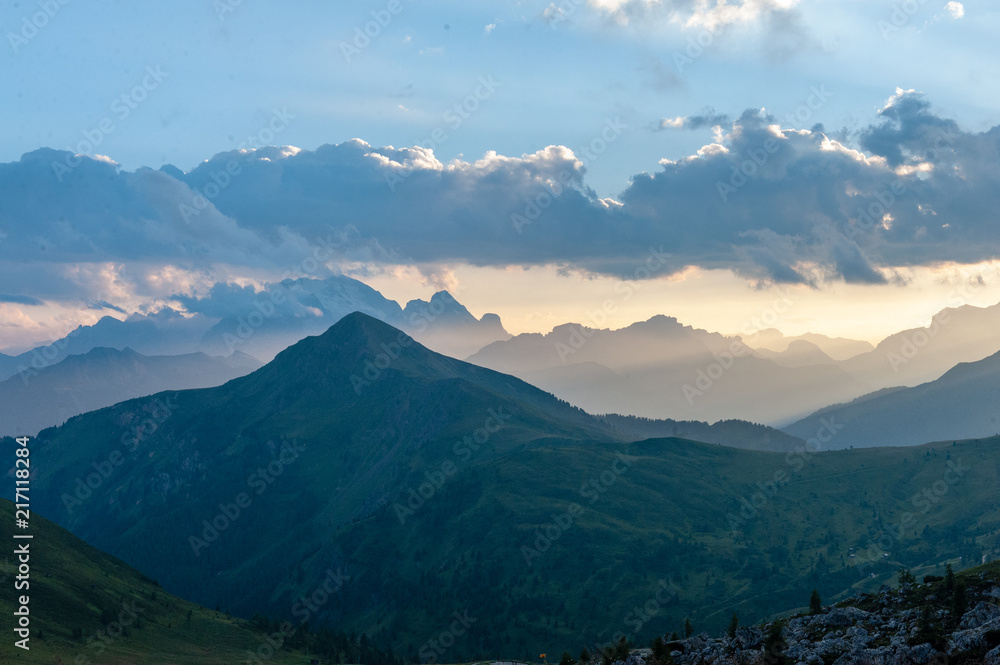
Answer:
0, 294, 43, 306
1, 91, 999, 301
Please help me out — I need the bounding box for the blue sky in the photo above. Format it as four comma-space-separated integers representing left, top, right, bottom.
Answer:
2, 0, 1000, 348
4, 0, 996, 195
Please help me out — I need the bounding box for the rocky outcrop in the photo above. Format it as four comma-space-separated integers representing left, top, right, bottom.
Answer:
618, 568, 1000, 665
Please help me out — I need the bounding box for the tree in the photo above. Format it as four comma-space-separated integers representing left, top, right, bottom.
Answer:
684, 618, 694, 638
613, 636, 630, 662
560, 652, 574, 665
898, 569, 916, 586
945, 563, 955, 593
727, 613, 739, 638
579, 647, 591, 664
954, 582, 968, 618
764, 622, 788, 665
809, 589, 822, 615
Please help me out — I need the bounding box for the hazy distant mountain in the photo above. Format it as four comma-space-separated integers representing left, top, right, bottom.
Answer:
839, 301, 1000, 389
21, 314, 1000, 658
753, 339, 838, 368
785, 349, 1000, 448
0, 347, 261, 437
0, 309, 213, 382
1, 275, 510, 377
468, 315, 868, 424
748, 328, 874, 361
402, 291, 511, 359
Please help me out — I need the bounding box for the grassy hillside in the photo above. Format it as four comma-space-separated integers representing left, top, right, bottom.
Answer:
0, 498, 312, 664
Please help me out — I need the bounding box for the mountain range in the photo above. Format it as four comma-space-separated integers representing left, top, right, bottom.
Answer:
17, 313, 1000, 661
785, 349, 1000, 448
0, 346, 262, 437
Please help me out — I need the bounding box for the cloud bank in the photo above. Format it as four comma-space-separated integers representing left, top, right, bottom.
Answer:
1, 90, 999, 314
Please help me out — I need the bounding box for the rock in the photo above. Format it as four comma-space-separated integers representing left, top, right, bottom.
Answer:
985, 644, 1000, 665
959, 601, 1000, 630
734, 626, 763, 650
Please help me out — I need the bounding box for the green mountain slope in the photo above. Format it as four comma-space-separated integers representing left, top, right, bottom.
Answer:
14, 313, 1000, 661
0, 498, 311, 664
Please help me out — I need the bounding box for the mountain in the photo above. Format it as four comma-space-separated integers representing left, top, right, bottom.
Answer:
19, 313, 1000, 661
752, 339, 838, 368
403, 290, 511, 359
839, 301, 1000, 390
0, 347, 262, 437
0, 309, 213, 382
598, 413, 806, 452
0, 498, 316, 664
467, 315, 868, 424
784, 349, 1000, 448
2, 276, 510, 377
748, 328, 875, 361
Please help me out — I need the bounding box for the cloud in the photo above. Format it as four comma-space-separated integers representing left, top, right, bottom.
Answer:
655, 109, 731, 130
588, 0, 802, 30
3, 90, 1000, 304
945, 1, 964, 19
0, 294, 44, 306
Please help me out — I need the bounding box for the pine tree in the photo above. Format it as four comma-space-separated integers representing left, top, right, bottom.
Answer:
764, 622, 788, 665
579, 647, 591, 664
945, 563, 955, 593
809, 589, 822, 614
559, 652, 574, 665
954, 582, 967, 618
684, 618, 694, 638
727, 613, 739, 638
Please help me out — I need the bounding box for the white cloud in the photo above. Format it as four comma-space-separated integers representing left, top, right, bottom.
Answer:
945, 1, 964, 19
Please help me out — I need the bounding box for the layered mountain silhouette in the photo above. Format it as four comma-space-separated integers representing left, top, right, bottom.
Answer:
20, 313, 1000, 659
0, 347, 261, 437
1, 276, 510, 381
785, 349, 1000, 448
467, 315, 868, 424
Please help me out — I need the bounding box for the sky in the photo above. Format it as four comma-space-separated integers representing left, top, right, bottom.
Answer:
2, 0, 1000, 350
